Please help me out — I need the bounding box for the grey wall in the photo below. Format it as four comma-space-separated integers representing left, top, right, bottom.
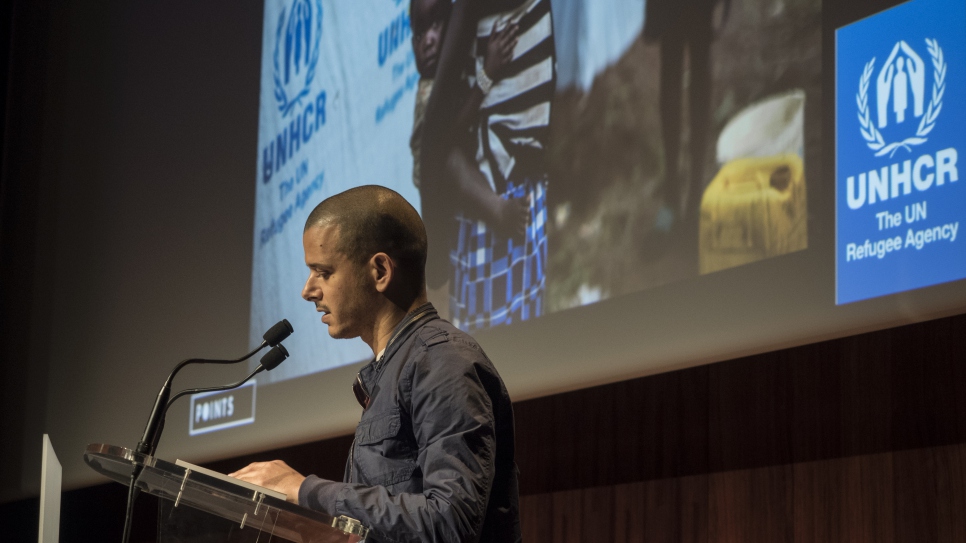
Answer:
2, 0, 263, 502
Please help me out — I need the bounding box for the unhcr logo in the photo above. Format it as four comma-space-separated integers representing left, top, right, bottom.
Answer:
273, 0, 323, 117
834, 0, 966, 306
857, 39, 946, 157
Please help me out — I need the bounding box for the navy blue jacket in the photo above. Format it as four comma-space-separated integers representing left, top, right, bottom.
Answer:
299, 304, 521, 543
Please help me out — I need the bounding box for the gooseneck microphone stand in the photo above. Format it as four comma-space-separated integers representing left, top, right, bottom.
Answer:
120, 320, 293, 543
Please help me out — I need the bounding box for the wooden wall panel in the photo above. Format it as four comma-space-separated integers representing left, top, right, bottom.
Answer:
515, 312, 966, 496
792, 451, 895, 543
640, 476, 708, 543
892, 444, 966, 543
520, 493, 554, 543
678, 475, 710, 543
523, 476, 711, 543
891, 320, 966, 451
894, 447, 938, 543
550, 489, 583, 543
641, 478, 681, 543
634, 368, 710, 480
578, 486, 614, 541
792, 458, 839, 542
840, 453, 895, 543
789, 345, 843, 463
514, 391, 556, 493
612, 482, 646, 543
708, 355, 794, 473
935, 444, 966, 543
519, 445, 965, 543
709, 465, 794, 543
837, 335, 893, 457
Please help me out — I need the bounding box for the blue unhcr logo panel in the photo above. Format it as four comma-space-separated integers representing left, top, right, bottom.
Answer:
836, 0, 966, 304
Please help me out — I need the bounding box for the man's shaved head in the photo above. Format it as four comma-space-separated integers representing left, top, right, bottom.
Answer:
304, 185, 427, 295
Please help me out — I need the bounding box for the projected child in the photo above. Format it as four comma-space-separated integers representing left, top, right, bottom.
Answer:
409, 0, 450, 194
411, 0, 551, 332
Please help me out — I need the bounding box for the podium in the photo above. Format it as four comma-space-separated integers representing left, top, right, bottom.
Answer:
84, 443, 369, 542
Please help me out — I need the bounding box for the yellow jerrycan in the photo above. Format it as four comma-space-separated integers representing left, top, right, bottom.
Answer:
699, 90, 808, 274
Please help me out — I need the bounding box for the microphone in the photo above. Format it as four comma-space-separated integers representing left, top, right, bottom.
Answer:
263, 319, 294, 347
259, 344, 289, 371
135, 319, 293, 457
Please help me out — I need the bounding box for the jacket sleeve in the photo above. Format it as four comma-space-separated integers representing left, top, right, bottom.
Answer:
298, 338, 497, 543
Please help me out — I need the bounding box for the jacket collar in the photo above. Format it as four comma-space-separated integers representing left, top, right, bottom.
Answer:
358, 302, 437, 387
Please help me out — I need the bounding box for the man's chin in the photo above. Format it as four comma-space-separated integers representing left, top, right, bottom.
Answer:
326, 325, 352, 340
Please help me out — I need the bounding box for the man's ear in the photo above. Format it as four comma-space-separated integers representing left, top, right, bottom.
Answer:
370, 252, 394, 293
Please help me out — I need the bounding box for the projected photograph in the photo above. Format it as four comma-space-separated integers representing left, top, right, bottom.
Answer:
545, 0, 818, 312
250, 0, 822, 382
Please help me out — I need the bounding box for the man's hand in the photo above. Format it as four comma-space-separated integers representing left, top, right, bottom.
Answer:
229, 460, 305, 504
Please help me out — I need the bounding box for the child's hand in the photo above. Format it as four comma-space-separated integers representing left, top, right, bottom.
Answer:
494, 196, 529, 238
484, 21, 519, 81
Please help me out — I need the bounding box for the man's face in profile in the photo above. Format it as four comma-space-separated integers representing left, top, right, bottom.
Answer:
301, 224, 375, 340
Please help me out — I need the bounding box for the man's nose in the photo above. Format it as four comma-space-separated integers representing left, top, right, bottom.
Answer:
302, 276, 318, 301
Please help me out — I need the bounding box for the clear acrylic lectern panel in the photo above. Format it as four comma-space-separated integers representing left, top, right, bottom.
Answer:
84, 443, 368, 543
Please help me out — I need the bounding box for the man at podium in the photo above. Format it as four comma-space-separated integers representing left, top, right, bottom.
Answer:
230, 185, 522, 542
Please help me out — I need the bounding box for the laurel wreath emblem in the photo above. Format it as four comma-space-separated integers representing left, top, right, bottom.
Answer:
857, 39, 946, 157
273, 0, 323, 118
